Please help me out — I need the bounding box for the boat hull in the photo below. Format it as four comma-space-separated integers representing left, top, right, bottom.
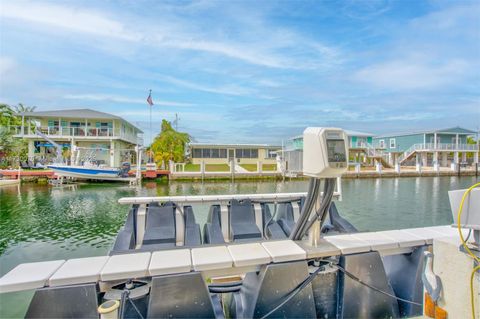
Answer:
47, 165, 131, 181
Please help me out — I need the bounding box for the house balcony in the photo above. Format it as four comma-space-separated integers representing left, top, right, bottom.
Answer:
409, 143, 478, 152
9, 125, 142, 145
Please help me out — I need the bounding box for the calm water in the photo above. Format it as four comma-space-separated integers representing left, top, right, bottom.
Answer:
0, 176, 478, 317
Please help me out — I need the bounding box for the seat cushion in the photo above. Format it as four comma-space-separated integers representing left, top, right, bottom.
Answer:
204, 223, 225, 244
143, 226, 175, 245
231, 222, 262, 241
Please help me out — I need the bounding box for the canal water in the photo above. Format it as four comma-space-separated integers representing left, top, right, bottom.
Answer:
0, 175, 478, 317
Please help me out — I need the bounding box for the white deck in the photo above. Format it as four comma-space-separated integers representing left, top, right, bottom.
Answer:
0, 225, 468, 294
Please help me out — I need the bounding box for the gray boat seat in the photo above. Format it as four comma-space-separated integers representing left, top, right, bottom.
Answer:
227, 261, 316, 318
204, 205, 225, 244
261, 204, 287, 239
184, 205, 202, 246
142, 202, 176, 246
277, 202, 296, 236
229, 199, 262, 241
147, 272, 224, 318
111, 207, 137, 253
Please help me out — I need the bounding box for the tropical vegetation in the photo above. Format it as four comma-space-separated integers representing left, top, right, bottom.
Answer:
0, 103, 30, 168
150, 119, 190, 168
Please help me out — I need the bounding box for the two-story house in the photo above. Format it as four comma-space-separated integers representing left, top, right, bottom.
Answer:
12, 109, 143, 167
372, 127, 478, 167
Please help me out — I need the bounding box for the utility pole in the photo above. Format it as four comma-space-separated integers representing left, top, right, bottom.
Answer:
174, 113, 179, 131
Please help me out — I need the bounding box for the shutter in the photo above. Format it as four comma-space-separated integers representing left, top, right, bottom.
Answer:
96, 122, 100, 128
61, 120, 67, 127
367, 137, 372, 144
108, 122, 113, 128
48, 120, 54, 127
351, 136, 357, 147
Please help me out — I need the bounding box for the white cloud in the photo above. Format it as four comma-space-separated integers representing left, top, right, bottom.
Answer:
0, 1, 341, 70
352, 59, 468, 90
64, 94, 195, 107
0, 1, 140, 41
157, 75, 255, 96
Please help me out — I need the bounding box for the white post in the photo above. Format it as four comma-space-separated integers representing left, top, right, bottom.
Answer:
421, 152, 428, 167
110, 141, 115, 167
416, 153, 422, 172
455, 134, 459, 148
433, 152, 439, 172
441, 152, 448, 167
451, 151, 459, 171
70, 141, 76, 165
394, 162, 401, 173
474, 152, 479, 164
375, 160, 382, 173
355, 163, 361, 173
21, 115, 25, 136
257, 161, 262, 173
135, 145, 142, 183
84, 118, 88, 136
434, 132, 437, 149
461, 152, 467, 163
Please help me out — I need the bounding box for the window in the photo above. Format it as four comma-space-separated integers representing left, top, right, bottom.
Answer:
389, 138, 396, 149
191, 148, 227, 158
265, 149, 277, 159
379, 140, 385, 148
235, 148, 258, 158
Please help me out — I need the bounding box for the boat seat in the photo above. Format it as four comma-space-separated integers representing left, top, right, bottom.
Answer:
142, 203, 176, 246
111, 207, 137, 253
184, 206, 202, 246
226, 260, 316, 318
261, 204, 287, 239
203, 205, 225, 244
147, 272, 224, 318
229, 199, 262, 241
277, 202, 296, 236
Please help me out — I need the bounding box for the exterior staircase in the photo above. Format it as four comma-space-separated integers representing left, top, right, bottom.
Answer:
365, 144, 392, 168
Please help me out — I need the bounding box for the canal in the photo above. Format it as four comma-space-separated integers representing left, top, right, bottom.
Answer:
0, 175, 478, 317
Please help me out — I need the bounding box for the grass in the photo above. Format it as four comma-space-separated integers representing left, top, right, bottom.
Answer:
183, 163, 230, 172
240, 164, 257, 172
206, 164, 230, 172
184, 164, 200, 172
262, 164, 277, 171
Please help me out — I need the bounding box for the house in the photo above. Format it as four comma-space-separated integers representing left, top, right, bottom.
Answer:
372, 127, 478, 167
11, 108, 143, 167
188, 143, 280, 167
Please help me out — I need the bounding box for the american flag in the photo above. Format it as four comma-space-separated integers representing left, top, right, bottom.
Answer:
147, 90, 154, 106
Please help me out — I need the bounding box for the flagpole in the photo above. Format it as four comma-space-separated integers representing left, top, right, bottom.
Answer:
149, 89, 152, 163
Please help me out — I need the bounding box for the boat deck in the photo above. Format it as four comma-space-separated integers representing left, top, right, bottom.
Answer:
0, 224, 466, 294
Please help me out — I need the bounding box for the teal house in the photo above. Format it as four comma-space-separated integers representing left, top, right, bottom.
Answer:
372, 127, 478, 167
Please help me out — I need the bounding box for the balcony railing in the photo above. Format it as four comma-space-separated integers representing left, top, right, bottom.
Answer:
9, 126, 141, 145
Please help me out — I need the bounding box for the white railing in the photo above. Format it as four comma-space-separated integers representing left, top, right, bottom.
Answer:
397, 143, 478, 163
10, 125, 140, 144
365, 143, 384, 157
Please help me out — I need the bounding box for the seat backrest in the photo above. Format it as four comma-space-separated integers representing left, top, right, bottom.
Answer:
208, 205, 222, 226
184, 206, 197, 226
229, 199, 255, 225
239, 261, 316, 318
276, 202, 294, 222
147, 272, 217, 319
146, 204, 175, 229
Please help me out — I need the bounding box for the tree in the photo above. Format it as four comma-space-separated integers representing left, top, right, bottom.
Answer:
0, 104, 27, 167
13, 103, 36, 114
150, 120, 190, 166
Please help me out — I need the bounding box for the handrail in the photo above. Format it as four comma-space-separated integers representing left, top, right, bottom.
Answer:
117, 192, 342, 205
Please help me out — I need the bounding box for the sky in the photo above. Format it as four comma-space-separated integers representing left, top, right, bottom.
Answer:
0, 0, 479, 145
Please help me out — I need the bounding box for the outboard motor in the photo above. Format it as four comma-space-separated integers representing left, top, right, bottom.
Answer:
119, 162, 131, 177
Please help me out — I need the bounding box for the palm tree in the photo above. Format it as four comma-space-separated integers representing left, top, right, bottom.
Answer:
13, 103, 36, 114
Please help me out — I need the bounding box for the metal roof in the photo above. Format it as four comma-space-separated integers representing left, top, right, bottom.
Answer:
374, 126, 476, 138
289, 129, 374, 140
20, 108, 143, 132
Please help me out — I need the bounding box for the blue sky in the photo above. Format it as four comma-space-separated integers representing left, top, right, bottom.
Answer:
0, 0, 479, 145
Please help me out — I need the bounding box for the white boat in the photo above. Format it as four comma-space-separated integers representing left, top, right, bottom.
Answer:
47, 163, 133, 182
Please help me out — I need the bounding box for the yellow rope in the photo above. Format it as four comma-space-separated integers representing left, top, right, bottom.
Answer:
456, 182, 480, 318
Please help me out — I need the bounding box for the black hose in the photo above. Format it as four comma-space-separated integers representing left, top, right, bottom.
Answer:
209, 286, 242, 293
208, 281, 243, 288
302, 178, 336, 235
290, 178, 321, 240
